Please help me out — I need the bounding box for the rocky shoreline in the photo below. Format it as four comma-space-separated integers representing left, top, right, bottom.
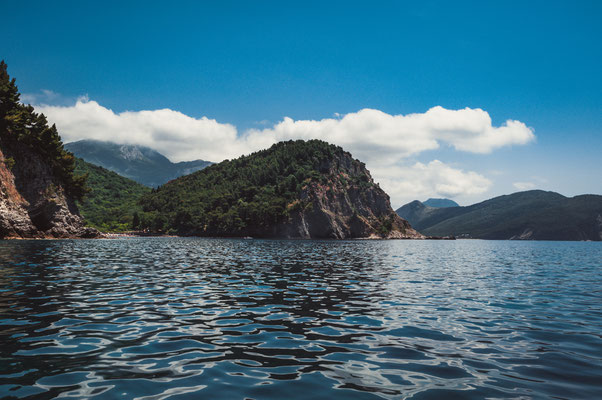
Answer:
0, 147, 102, 240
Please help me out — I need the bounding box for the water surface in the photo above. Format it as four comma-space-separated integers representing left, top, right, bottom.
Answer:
0, 238, 600, 399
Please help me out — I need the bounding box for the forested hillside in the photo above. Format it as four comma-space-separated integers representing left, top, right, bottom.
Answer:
74, 158, 150, 232
138, 140, 420, 239
397, 190, 602, 240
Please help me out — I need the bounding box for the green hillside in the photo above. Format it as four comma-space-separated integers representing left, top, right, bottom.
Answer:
74, 158, 150, 232
137, 139, 392, 237
396, 190, 602, 241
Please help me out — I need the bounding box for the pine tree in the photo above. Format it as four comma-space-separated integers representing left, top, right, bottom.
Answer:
132, 212, 140, 229
0, 60, 89, 200
0, 60, 21, 134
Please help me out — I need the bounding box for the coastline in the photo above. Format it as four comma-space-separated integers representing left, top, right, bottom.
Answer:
3, 232, 454, 240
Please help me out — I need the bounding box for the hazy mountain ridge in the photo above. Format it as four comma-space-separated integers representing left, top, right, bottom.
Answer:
396, 190, 602, 241
65, 139, 212, 187
423, 198, 459, 208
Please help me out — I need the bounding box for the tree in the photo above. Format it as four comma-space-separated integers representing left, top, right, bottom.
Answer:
132, 212, 140, 229
0, 60, 89, 201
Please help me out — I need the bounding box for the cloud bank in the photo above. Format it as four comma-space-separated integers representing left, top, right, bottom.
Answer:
513, 181, 536, 190
372, 161, 492, 206
36, 99, 242, 162
247, 107, 534, 167
35, 99, 534, 206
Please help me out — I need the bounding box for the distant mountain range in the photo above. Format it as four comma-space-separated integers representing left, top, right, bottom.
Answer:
423, 198, 459, 208
396, 190, 602, 241
65, 140, 212, 187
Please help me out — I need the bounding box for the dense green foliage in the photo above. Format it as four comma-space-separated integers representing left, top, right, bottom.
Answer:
396, 190, 602, 240
0, 61, 88, 199
65, 140, 212, 187
138, 140, 367, 235
74, 158, 150, 232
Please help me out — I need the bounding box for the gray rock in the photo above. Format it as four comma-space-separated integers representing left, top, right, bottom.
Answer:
0, 142, 102, 239
272, 151, 423, 239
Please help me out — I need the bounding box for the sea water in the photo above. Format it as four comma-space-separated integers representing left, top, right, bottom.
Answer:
0, 238, 600, 399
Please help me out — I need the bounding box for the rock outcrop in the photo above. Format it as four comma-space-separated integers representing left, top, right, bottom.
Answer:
0, 60, 100, 239
273, 153, 422, 239
0, 145, 100, 239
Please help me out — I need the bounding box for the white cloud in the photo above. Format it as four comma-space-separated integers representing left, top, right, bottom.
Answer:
243, 106, 534, 167
373, 161, 492, 206
35, 99, 534, 205
37, 99, 241, 162
513, 181, 536, 190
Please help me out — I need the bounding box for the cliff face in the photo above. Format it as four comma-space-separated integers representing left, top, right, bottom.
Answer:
273, 153, 422, 239
0, 61, 100, 239
0, 143, 99, 239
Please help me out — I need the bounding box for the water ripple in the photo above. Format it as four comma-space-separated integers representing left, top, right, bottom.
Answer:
0, 238, 601, 399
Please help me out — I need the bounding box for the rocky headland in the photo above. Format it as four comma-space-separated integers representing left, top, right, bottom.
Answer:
0, 61, 100, 239
137, 140, 423, 239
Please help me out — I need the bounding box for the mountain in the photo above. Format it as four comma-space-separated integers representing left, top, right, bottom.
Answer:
0, 61, 99, 239
74, 158, 150, 232
395, 200, 451, 230
138, 140, 423, 239
423, 198, 459, 208
396, 190, 602, 241
65, 139, 212, 187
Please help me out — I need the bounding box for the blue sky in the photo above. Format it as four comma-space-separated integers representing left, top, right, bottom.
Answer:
2, 1, 600, 206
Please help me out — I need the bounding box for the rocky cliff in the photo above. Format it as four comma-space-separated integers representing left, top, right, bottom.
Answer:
0, 61, 100, 239
138, 140, 423, 239
0, 145, 98, 239
272, 152, 422, 239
